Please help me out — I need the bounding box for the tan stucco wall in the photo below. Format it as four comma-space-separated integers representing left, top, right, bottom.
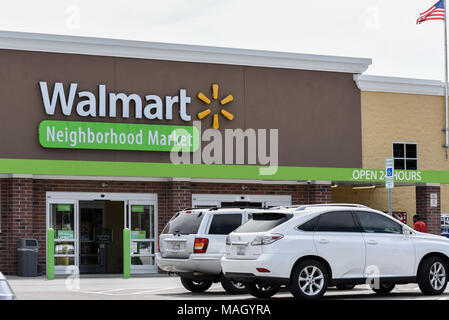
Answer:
361, 91, 447, 171
333, 91, 449, 226
332, 186, 416, 226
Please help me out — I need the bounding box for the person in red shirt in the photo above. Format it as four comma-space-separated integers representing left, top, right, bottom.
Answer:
413, 215, 428, 233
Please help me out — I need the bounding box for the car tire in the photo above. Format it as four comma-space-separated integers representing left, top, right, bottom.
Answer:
180, 277, 213, 293
336, 283, 356, 290
220, 275, 248, 294
245, 282, 279, 298
290, 259, 329, 300
418, 256, 448, 296
371, 282, 395, 295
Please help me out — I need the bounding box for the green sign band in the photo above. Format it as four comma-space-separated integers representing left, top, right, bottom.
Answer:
39, 120, 199, 152
0, 158, 448, 183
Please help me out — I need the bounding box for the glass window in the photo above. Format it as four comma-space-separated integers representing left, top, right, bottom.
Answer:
393, 143, 404, 158
394, 159, 405, 170
234, 212, 292, 233
406, 159, 417, 170
297, 216, 319, 231
55, 242, 75, 255
208, 214, 242, 235
55, 257, 75, 266
162, 211, 205, 235
131, 205, 154, 239
131, 256, 155, 265
393, 142, 417, 170
51, 204, 75, 239
406, 144, 417, 158
131, 241, 154, 255
316, 211, 360, 232
355, 211, 402, 234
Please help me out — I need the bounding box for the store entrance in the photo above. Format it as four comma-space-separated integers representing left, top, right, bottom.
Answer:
47, 192, 158, 276
79, 201, 124, 274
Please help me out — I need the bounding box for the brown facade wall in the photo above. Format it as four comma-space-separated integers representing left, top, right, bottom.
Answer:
0, 49, 362, 168
0, 178, 331, 274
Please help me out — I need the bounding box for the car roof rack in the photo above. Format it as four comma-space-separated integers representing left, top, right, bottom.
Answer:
268, 205, 302, 210
209, 206, 266, 210
294, 203, 370, 211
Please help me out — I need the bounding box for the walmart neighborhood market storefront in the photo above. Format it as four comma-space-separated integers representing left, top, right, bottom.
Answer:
0, 31, 446, 276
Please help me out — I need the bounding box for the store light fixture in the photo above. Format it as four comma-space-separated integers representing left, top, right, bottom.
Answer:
352, 185, 376, 190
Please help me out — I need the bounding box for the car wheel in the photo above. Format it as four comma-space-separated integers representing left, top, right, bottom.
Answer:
220, 275, 248, 294
418, 256, 448, 295
180, 277, 213, 293
246, 282, 279, 298
290, 259, 329, 300
371, 282, 395, 295
336, 283, 356, 290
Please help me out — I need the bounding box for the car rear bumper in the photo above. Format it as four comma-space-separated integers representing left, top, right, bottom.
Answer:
224, 272, 290, 287
156, 253, 222, 274
221, 253, 293, 280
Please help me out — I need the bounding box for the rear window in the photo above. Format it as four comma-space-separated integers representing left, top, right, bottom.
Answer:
234, 212, 292, 233
162, 212, 205, 235
208, 214, 242, 235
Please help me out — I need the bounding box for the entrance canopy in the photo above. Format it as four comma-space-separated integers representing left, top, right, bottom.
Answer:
0, 158, 447, 184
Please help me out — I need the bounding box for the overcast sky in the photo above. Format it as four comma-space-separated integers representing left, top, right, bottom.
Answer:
0, 0, 447, 80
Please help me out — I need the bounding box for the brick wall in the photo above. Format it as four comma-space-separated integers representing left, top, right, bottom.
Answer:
0, 179, 8, 273
0, 178, 331, 275
191, 183, 312, 204
308, 184, 331, 204
416, 185, 441, 235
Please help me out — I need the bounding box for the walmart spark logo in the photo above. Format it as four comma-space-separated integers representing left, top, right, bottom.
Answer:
196, 84, 234, 129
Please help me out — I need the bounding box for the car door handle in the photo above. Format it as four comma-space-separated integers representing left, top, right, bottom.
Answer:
367, 240, 378, 245
318, 239, 329, 244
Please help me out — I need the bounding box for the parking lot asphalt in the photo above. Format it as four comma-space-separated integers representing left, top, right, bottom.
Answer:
5, 274, 449, 300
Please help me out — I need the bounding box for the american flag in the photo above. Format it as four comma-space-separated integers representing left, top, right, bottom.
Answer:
417, 0, 446, 24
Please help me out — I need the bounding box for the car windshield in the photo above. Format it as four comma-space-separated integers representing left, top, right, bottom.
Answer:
162, 211, 205, 235
234, 212, 292, 233
0, 280, 15, 300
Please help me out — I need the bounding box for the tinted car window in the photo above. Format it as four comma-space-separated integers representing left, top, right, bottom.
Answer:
297, 216, 319, 231
316, 211, 360, 232
208, 214, 242, 235
234, 212, 292, 233
162, 212, 205, 235
355, 211, 402, 234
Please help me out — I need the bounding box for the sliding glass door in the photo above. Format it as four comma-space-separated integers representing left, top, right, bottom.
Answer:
48, 199, 78, 275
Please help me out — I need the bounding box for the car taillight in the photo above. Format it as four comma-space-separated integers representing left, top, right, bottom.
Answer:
157, 237, 160, 252
194, 237, 209, 253
251, 233, 284, 246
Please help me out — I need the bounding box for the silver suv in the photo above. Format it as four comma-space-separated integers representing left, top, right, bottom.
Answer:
156, 207, 259, 294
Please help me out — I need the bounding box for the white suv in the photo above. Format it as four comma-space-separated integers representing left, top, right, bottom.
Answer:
156, 207, 259, 294
222, 204, 449, 299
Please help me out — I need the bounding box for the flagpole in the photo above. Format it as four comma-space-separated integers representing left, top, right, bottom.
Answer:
445, 0, 449, 152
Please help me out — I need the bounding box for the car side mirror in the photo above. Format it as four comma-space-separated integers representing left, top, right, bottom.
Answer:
403, 226, 412, 236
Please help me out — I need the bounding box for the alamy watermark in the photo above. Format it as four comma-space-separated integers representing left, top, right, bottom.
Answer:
170, 121, 279, 176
